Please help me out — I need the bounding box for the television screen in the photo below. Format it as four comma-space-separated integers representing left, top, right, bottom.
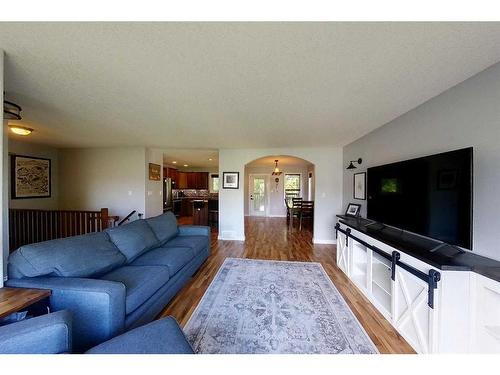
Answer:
367, 147, 473, 249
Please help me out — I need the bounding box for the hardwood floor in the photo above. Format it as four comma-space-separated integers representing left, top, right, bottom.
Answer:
159, 216, 415, 354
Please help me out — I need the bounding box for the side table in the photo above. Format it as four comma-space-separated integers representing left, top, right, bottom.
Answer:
0, 287, 51, 320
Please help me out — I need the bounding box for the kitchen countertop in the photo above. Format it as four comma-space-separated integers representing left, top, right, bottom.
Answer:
337, 215, 500, 282
177, 196, 218, 200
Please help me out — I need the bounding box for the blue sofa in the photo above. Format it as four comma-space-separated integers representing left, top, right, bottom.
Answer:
5, 212, 210, 352
0, 310, 194, 354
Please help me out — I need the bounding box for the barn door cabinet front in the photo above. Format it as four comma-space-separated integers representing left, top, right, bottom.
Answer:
335, 222, 450, 353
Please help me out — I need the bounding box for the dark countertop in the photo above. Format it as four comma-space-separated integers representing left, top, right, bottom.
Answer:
178, 196, 218, 200
336, 215, 500, 282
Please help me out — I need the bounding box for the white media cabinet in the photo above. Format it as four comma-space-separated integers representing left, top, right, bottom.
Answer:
336, 219, 500, 353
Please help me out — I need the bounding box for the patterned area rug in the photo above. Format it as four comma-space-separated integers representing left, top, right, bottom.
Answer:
184, 258, 378, 354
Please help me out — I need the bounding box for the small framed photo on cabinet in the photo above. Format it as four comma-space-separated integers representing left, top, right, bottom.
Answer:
345, 203, 361, 217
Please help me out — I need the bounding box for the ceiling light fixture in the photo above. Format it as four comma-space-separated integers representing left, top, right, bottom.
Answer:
183, 164, 189, 167
346, 158, 363, 170
9, 125, 33, 136
3, 98, 22, 120
272, 159, 282, 176
172, 161, 177, 164
208, 158, 213, 161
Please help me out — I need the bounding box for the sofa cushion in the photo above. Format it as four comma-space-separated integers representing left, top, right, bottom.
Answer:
8, 232, 126, 279
99, 266, 170, 315
131, 247, 195, 276
164, 236, 208, 256
105, 220, 159, 263
85, 316, 194, 354
145, 212, 179, 245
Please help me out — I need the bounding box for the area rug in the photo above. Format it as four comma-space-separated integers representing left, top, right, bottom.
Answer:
184, 258, 378, 354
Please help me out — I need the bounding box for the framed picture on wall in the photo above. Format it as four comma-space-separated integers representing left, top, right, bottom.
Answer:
11, 155, 51, 199
149, 163, 161, 181
353, 172, 366, 200
222, 172, 239, 189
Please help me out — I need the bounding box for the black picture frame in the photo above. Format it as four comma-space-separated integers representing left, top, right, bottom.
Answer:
11, 154, 52, 199
353, 172, 366, 200
345, 203, 361, 217
222, 172, 240, 189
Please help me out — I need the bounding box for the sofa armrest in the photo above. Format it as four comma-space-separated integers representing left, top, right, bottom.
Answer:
178, 225, 210, 237
0, 310, 72, 354
5, 277, 126, 352
86, 316, 194, 354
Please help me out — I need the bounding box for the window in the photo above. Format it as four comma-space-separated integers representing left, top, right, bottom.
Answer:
211, 174, 220, 192
284, 174, 301, 205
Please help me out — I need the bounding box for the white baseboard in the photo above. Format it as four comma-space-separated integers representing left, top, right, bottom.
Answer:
218, 235, 246, 242
312, 238, 336, 245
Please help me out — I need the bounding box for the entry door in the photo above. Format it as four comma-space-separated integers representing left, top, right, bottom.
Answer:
249, 175, 268, 216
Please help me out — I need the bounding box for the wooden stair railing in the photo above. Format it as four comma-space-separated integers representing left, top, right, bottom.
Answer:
118, 210, 136, 226
117, 211, 143, 226
8, 208, 119, 253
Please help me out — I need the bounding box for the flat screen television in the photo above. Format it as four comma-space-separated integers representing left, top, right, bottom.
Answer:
367, 147, 473, 249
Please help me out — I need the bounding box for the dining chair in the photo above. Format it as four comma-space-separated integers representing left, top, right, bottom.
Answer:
299, 200, 314, 231
285, 197, 292, 223
287, 197, 303, 227
292, 197, 303, 207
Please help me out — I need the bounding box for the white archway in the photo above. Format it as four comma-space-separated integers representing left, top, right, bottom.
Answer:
244, 155, 315, 229
217, 147, 343, 243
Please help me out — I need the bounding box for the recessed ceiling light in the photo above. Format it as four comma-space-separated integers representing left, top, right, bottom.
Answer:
183, 164, 189, 167
9, 125, 33, 136
208, 158, 213, 161
172, 161, 177, 164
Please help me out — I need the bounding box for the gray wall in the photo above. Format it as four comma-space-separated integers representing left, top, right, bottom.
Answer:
343, 62, 500, 261
59, 147, 147, 220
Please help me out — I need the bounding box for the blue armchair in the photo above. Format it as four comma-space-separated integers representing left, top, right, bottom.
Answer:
0, 311, 194, 354
0, 310, 72, 354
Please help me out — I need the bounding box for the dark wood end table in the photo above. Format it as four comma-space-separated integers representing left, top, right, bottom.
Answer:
0, 287, 52, 319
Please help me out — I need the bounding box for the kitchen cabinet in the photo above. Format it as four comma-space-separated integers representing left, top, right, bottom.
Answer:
170, 169, 178, 187
180, 198, 193, 216
178, 172, 188, 189
187, 173, 197, 189
196, 172, 209, 189
175, 172, 209, 189
192, 200, 208, 225
164, 167, 179, 187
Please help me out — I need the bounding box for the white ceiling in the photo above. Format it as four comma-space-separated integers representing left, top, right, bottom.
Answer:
162, 148, 218, 169
2, 22, 500, 149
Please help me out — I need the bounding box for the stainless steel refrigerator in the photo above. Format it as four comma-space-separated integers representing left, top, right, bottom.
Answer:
163, 177, 173, 212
